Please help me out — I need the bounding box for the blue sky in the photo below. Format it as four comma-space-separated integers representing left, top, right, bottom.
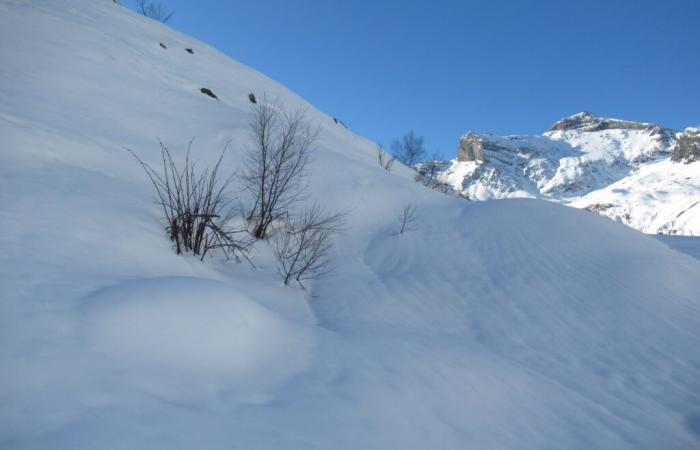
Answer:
155, 0, 699, 158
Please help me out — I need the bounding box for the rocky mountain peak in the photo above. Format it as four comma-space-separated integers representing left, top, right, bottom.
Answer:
548, 112, 659, 133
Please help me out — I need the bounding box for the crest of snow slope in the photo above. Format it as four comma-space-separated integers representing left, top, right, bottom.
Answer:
1, 1, 700, 449
438, 113, 699, 235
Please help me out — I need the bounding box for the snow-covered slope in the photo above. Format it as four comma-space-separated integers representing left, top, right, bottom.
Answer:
2, 2, 700, 449
572, 159, 700, 235
438, 112, 700, 235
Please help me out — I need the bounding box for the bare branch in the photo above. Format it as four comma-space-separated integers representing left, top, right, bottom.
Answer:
272, 203, 346, 287
416, 153, 443, 188
377, 144, 395, 172
395, 204, 417, 235
241, 95, 319, 239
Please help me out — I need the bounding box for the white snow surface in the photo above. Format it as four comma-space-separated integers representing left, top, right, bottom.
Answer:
440, 118, 700, 235
655, 235, 700, 261
2, 1, 700, 449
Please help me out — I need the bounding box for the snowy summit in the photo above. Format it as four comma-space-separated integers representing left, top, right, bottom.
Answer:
435, 112, 700, 235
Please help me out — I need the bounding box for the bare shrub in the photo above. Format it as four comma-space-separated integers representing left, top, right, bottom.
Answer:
391, 131, 426, 167
272, 203, 345, 287
135, 0, 174, 23
242, 96, 319, 240
395, 204, 417, 235
420, 153, 442, 187
377, 144, 395, 171
128, 141, 251, 262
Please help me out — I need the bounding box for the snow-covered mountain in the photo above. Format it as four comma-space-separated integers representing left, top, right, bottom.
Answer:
436, 112, 700, 235
2, 2, 700, 449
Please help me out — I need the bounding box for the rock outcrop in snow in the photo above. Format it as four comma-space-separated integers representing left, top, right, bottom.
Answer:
438, 113, 699, 235
457, 132, 489, 162
672, 127, 700, 164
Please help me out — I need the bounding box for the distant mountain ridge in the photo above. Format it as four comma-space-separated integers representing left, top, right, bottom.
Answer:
430, 112, 700, 235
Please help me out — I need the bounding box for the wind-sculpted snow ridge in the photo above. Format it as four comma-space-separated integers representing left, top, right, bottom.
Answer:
439, 113, 699, 235
1, 1, 700, 449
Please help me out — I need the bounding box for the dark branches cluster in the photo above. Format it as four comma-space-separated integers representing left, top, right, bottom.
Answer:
130, 96, 346, 287
128, 141, 251, 262
135, 0, 174, 23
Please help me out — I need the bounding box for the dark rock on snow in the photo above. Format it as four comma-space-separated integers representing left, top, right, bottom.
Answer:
200, 88, 218, 100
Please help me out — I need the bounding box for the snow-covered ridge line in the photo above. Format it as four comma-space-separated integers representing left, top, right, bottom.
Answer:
433, 112, 700, 235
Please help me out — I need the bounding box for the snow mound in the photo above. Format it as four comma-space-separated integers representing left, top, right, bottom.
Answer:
81, 277, 313, 397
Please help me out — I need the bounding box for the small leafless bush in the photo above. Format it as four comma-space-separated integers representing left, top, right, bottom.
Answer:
129, 141, 251, 262
391, 131, 426, 167
272, 203, 345, 287
395, 204, 417, 235
242, 95, 319, 240
377, 144, 395, 171
135, 0, 174, 23
419, 153, 442, 187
